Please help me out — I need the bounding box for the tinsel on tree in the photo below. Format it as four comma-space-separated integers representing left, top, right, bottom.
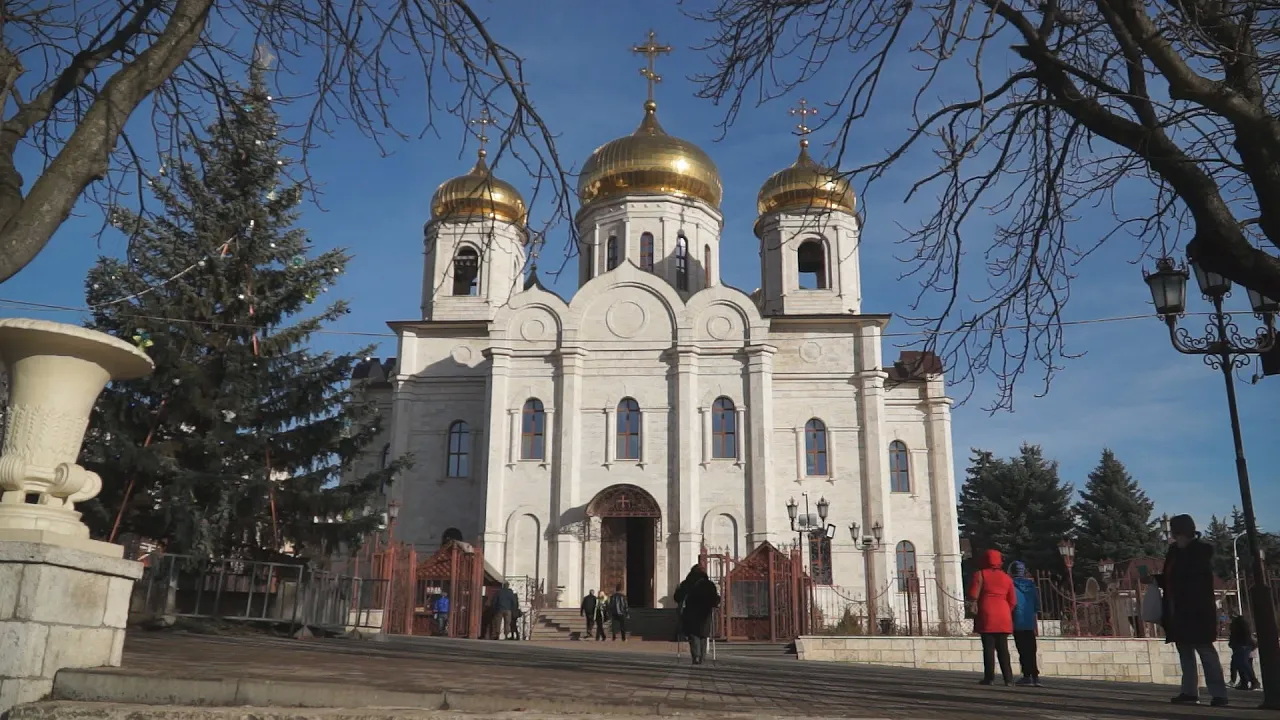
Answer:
957, 444, 1075, 573
80, 66, 404, 561
1071, 449, 1163, 579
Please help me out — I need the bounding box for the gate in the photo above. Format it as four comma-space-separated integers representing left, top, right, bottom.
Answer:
413, 540, 486, 638
703, 542, 811, 642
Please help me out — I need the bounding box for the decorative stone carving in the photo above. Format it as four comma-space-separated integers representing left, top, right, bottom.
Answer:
799, 340, 823, 363
0, 319, 153, 555
604, 300, 647, 339
705, 314, 734, 340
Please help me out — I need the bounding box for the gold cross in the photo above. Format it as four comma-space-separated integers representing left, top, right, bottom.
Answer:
632, 30, 673, 102
469, 107, 497, 153
789, 98, 819, 141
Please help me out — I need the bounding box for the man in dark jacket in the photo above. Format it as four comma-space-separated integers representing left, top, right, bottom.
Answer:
674, 564, 721, 665
493, 583, 520, 640
608, 584, 629, 641
581, 590, 598, 640
1158, 514, 1227, 707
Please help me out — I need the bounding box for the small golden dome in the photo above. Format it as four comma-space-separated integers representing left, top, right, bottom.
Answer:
757, 141, 855, 216
578, 101, 722, 210
431, 151, 528, 225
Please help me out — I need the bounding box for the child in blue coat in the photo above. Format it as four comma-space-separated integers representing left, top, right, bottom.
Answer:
1010, 561, 1042, 687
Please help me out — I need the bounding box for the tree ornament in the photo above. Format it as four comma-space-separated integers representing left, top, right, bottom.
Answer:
92, 283, 101, 291
198, 260, 207, 268
290, 255, 305, 268
222, 410, 237, 421
132, 330, 154, 350
172, 378, 182, 385
238, 293, 247, 300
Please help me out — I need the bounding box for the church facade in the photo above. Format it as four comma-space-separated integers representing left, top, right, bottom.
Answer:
351, 58, 963, 619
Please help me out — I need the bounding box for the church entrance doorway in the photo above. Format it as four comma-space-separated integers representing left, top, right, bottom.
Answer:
587, 484, 660, 609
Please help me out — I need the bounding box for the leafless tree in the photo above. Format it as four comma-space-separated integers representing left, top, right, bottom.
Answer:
0, 0, 573, 284
692, 0, 1280, 409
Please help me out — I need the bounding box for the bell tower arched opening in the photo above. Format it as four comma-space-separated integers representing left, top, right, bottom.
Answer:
587, 484, 660, 608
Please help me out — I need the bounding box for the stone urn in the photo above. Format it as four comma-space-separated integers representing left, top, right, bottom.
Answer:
0, 318, 153, 556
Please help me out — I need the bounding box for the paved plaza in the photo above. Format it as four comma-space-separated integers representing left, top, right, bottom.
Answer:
39, 632, 1265, 719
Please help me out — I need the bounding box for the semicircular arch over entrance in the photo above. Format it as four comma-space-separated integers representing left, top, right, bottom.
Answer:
586, 483, 661, 519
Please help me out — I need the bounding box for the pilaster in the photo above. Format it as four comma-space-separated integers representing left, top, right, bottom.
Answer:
551, 346, 588, 605
924, 377, 963, 625
855, 325, 890, 617
745, 343, 777, 548
674, 346, 702, 576
481, 348, 513, 535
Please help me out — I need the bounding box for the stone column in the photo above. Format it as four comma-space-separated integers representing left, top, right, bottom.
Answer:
552, 347, 588, 606
924, 376, 963, 630
481, 348, 512, 542
745, 343, 777, 548
674, 346, 701, 579
854, 325, 890, 630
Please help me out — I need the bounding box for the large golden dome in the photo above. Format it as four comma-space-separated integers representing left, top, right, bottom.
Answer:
578, 101, 722, 210
757, 141, 855, 216
431, 150, 528, 225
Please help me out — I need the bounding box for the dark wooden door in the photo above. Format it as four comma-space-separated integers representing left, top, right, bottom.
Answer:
600, 518, 626, 595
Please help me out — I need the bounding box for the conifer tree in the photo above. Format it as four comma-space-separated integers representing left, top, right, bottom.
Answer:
1072, 449, 1162, 578
958, 444, 1074, 572
1204, 515, 1235, 581
80, 67, 403, 561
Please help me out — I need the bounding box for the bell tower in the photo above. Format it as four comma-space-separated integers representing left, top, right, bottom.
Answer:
422, 110, 529, 321
755, 99, 862, 316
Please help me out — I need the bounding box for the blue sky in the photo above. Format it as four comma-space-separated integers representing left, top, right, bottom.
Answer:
2, 2, 1275, 533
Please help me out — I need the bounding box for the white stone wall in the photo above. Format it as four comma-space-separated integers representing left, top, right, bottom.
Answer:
796, 635, 1234, 686
0, 542, 142, 711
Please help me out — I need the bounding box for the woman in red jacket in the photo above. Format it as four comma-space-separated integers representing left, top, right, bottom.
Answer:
968, 549, 1017, 685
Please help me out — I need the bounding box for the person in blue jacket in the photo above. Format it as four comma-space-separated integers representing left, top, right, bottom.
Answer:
1010, 561, 1042, 687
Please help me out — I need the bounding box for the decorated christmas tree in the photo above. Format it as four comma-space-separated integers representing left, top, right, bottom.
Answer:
80, 65, 402, 561
1072, 449, 1163, 578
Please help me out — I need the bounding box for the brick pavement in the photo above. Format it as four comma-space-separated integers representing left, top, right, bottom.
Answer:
95, 632, 1263, 719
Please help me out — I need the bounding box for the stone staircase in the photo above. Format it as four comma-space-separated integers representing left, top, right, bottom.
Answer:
528, 607, 680, 641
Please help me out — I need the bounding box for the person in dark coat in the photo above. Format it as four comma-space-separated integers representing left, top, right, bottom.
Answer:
492, 582, 520, 640
581, 590, 598, 640
967, 549, 1016, 686
673, 564, 721, 665
1157, 514, 1228, 707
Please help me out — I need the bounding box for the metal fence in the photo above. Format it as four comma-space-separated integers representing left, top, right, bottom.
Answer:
132, 553, 384, 631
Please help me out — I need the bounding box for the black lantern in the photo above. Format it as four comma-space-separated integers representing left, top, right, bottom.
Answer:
388, 500, 400, 521
1247, 285, 1280, 315
1099, 558, 1115, 576
1058, 538, 1076, 569
816, 496, 830, 522
1144, 257, 1190, 315
849, 521, 859, 540
1191, 259, 1232, 297
871, 521, 883, 542
786, 497, 799, 522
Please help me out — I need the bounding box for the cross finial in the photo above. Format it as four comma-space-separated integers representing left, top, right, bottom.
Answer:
469, 107, 498, 158
789, 98, 819, 148
632, 30, 673, 105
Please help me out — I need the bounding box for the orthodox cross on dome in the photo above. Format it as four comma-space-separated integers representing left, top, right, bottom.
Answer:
469, 107, 497, 158
789, 98, 819, 148
632, 30, 672, 103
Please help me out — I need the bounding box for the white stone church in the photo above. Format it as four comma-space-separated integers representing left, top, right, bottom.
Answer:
350, 54, 963, 616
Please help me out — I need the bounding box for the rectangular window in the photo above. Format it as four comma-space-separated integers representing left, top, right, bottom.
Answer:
808, 531, 833, 585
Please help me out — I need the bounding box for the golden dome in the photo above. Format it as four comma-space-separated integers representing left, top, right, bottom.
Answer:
757, 141, 855, 216
431, 150, 528, 225
578, 101, 722, 210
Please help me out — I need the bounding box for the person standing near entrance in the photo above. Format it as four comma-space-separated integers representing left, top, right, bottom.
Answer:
674, 564, 721, 665
609, 584, 630, 641
433, 592, 450, 636
492, 582, 520, 640
594, 590, 608, 641
1159, 514, 1228, 707
968, 549, 1016, 686
581, 590, 598, 640
1009, 561, 1042, 687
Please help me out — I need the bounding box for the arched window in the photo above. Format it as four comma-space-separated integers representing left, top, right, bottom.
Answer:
804, 419, 828, 476
896, 540, 917, 591
703, 244, 712, 286
607, 235, 619, 270
616, 398, 642, 460
675, 233, 689, 291
711, 397, 737, 459
797, 239, 827, 290
640, 232, 655, 271
452, 246, 481, 296
447, 421, 470, 477
443, 527, 464, 544
521, 398, 546, 460
889, 440, 910, 492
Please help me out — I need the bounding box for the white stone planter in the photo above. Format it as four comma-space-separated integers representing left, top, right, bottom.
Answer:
0, 318, 153, 556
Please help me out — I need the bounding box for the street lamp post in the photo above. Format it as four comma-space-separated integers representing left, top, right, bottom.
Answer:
1144, 256, 1279, 707
380, 501, 401, 634
1058, 538, 1079, 634
850, 520, 883, 633
787, 494, 832, 576
1235, 531, 1248, 618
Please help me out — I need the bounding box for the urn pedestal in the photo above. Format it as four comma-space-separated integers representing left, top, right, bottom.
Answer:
0, 318, 153, 713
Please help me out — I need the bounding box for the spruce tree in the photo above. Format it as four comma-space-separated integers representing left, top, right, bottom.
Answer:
80, 68, 402, 561
1204, 515, 1235, 581
957, 444, 1074, 572
1073, 449, 1162, 578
